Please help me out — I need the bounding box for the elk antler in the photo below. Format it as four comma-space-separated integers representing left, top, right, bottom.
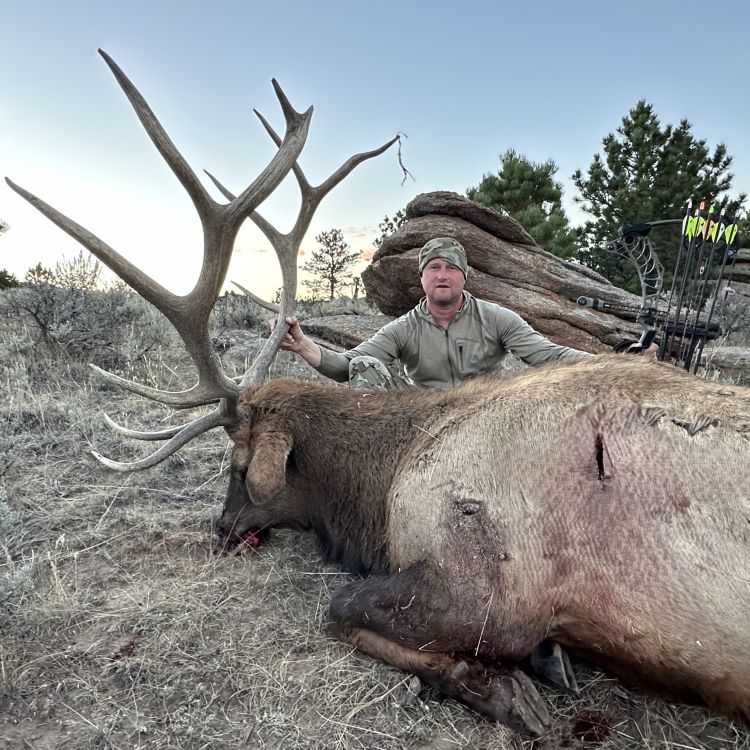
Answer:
206, 115, 399, 387
6, 50, 399, 470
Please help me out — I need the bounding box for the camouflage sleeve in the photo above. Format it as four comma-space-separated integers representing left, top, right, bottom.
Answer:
494, 308, 592, 366
315, 319, 404, 381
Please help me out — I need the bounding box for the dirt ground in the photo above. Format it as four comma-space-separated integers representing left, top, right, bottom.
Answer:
1, 335, 749, 750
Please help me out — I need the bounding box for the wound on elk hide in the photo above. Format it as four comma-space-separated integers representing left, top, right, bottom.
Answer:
454, 498, 483, 516
595, 431, 613, 481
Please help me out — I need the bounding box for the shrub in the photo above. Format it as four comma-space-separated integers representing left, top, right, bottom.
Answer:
295, 295, 376, 319
210, 291, 265, 333
2, 285, 173, 366
0, 269, 19, 289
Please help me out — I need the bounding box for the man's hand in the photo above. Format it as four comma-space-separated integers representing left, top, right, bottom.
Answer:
270, 315, 304, 352
269, 316, 322, 367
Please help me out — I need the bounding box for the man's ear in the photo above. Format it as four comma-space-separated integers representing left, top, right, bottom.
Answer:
247, 430, 293, 500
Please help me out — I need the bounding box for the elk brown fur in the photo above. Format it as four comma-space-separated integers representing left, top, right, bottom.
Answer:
218, 354, 750, 733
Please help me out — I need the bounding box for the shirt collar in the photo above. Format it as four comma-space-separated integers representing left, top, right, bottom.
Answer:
417, 290, 471, 321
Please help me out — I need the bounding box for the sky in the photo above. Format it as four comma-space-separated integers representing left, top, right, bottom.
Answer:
2, 0, 749, 297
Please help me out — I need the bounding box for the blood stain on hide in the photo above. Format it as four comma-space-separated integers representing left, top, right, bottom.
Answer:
673, 494, 690, 511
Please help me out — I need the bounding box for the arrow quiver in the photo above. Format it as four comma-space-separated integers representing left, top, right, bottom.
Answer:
577, 201, 741, 375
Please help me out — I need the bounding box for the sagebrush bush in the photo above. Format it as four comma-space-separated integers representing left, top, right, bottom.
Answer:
0, 285, 177, 370
209, 291, 265, 332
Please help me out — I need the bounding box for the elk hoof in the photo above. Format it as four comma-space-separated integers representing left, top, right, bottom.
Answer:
454, 662, 550, 737
530, 640, 579, 693
487, 667, 550, 737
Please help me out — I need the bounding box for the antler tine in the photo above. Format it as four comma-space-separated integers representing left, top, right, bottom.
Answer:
230, 281, 279, 314
98, 53, 312, 228
225, 80, 313, 226
5, 178, 175, 308
88, 364, 235, 409
102, 412, 184, 441
254, 109, 312, 192
93, 402, 237, 472
253, 108, 399, 209
98, 49, 213, 218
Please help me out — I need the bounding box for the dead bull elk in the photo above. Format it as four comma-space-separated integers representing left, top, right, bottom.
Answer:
8, 51, 750, 738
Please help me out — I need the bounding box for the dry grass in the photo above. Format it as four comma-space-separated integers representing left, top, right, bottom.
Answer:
1, 333, 749, 750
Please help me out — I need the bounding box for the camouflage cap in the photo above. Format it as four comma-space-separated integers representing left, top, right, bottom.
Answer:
418, 237, 468, 277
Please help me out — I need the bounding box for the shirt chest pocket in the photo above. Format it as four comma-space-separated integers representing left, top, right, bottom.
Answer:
455, 338, 484, 375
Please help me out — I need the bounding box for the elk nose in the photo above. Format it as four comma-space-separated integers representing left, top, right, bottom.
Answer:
214, 517, 230, 540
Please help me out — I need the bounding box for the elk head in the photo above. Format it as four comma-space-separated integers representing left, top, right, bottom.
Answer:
6, 49, 399, 542
218, 385, 303, 545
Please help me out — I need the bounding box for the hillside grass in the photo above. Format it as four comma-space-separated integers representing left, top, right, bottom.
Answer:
1, 302, 749, 749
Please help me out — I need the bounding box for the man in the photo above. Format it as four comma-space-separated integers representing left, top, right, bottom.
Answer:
275, 237, 591, 390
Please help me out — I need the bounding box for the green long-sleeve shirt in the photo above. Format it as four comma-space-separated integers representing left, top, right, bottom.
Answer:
315, 292, 591, 389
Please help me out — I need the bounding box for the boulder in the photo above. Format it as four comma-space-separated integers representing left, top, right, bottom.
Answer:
732, 248, 750, 283
404, 191, 538, 247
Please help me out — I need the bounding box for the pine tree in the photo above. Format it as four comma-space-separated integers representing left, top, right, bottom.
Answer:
301, 229, 361, 301
373, 210, 407, 249
467, 149, 578, 258
0, 221, 16, 288
572, 100, 746, 291
25, 263, 57, 285
0, 269, 19, 289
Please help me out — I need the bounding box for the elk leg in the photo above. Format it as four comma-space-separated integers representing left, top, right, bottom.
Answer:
328, 566, 550, 736
334, 625, 549, 737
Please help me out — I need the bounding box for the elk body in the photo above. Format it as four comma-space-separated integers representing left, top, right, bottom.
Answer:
7, 51, 749, 738
218, 357, 750, 734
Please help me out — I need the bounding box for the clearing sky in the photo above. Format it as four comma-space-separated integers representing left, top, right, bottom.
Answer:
2, 0, 748, 297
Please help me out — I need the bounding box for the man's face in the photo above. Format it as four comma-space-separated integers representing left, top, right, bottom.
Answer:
420, 258, 466, 306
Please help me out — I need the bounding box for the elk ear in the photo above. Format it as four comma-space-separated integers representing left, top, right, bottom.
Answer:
247, 430, 293, 500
